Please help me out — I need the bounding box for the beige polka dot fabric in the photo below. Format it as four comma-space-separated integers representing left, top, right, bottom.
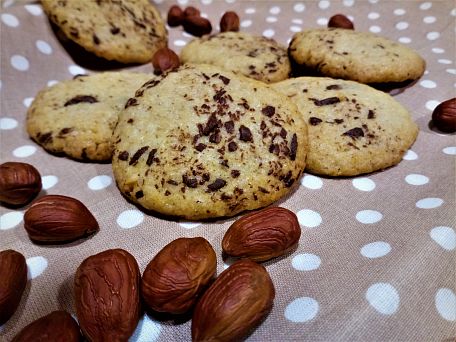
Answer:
1, 1, 455, 341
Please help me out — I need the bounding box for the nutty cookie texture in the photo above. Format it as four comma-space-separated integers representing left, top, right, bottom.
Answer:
273, 77, 418, 176
289, 28, 425, 84
41, 0, 167, 64
180, 32, 291, 83
27, 72, 152, 161
112, 64, 308, 220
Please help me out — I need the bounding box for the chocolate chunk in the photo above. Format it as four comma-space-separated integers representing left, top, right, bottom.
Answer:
239, 125, 253, 142
93, 34, 100, 45
164, 190, 171, 196
326, 84, 341, 90
224, 120, 234, 133
129, 146, 149, 165
124, 98, 138, 109
269, 144, 279, 155
219, 75, 230, 85
127, 118, 134, 123
228, 141, 238, 152
334, 119, 344, 124
110, 27, 120, 35
118, 151, 129, 161
231, 170, 240, 178
59, 127, 73, 136
258, 187, 269, 194
309, 117, 323, 126
146, 148, 157, 166
209, 131, 221, 143
368, 110, 376, 119
213, 89, 227, 104
38, 132, 52, 144
262, 105, 275, 117
280, 128, 287, 139
195, 143, 207, 152
312, 97, 340, 106
135, 190, 144, 199
290, 134, 298, 161
203, 113, 219, 136
207, 178, 226, 192
64, 95, 98, 107
183, 175, 198, 188
220, 159, 229, 167
343, 127, 364, 139
221, 193, 232, 201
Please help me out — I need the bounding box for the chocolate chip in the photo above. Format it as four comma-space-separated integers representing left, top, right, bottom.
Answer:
343, 127, 364, 139
118, 151, 129, 161
195, 143, 207, 152
258, 187, 269, 194
219, 75, 230, 85
368, 110, 376, 119
312, 97, 340, 106
110, 27, 120, 35
239, 125, 253, 142
124, 98, 138, 109
93, 34, 100, 45
262, 105, 275, 117
127, 118, 134, 123
129, 146, 149, 166
135, 191, 144, 199
231, 170, 240, 178
334, 119, 344, 124
228, 141, 238, 152
326, 84, 341, 90
183, 175, 198, 188
209, 131, 221, 143
58, 127, 73, 136
280, 128, 287, 139
290, 134, 298, 161
64, 95, 98, 107
224, 120, 234, 133
146, 148, 157, 166
203, 113, 219, 136
207, 178, 226, 191
38, 132, 52, 144
309, 117, 323, 126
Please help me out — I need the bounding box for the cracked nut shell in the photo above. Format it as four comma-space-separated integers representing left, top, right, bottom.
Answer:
0, 162, 42, 206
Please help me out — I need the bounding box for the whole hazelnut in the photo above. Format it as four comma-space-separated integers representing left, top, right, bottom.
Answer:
183, 16, 212, 37
152, 47, 180, 75
220, 11, 240, 32
167, 5, 184, 27
432, 98, 456, 133
0, 162, 42, 206
328, 14, 354, 30
183, 6, 200, 18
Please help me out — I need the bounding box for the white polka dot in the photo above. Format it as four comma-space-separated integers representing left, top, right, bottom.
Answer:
87, 175, 112, 190
405, 174, 429, 186
0, 211, 24, 230
290, 26, 302, 33
420, 80, 437, 88
416, 197, 444, 209
443, 146, 456, 155
369, 26, 382, 33
293, 3, 306, 12
425, 100, 440, 111
317, 18, 328, 26
130, 314, 162, 342
0, 80, 2, 90
11, 55, 29, 71
347, 15, 354, 21
403, 150, 418, 160
451, 8, 456, 16
200, 13, 208, 19
225, 0, 236, 3
318, 0, 330, 10
173, 39, 186, 47
352, 178, 376, 192
368, 12, 380, 20
435, 289, 456, 321
24, 4, 43, 16
26, 256, 48, 279
41, 175, 58, 190
356, 210, 383, 224
153, 0, 164, 3
178, 222, 202, 229
36, 40, 52, 55
398, 37, 411, 44
419, 2, 432, 10
1, 13, 19, 27
366, 283, 400, 315
292, 254, 321, 271
292, 19, 303, 25
263, 29, 275, 38
301, 175, 323, 190
13, 145, 37, 158
361, 242, 391, 258
430, 226, 456, 251
297, 209, 322, 228
447, 69, 456, 75
241, 20, 252, 28
368, 0, 378, 3
395, 21, 409, 30
245, 8, 255, 14
266, 16, 277, 23
343, 0, 355, 7
177, 0, 188, 4
23, 97, 34, 108
285, 297, 319, 322
426, 32, 440, 40
438, 59, 452, 64
432, 47, 445, 54
269, 6, 281, 15
394, 8, 405, 16
117, 210, 144, 229
423, 16, 436, 24
0, 117, 18, 130
47, 80, 58, 87
68, 65, 85, 75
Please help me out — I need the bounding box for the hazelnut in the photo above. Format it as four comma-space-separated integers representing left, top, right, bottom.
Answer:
432, 98, 456, 133
328, 14, 354, 30
220, 11, 240, 32
183, 16, 212, 37
0, 162, 42, 206
183, 6, 200, 18
167, 5, 184, 27
152, 47, 180, 75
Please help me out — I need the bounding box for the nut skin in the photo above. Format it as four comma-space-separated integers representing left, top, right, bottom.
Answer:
152, 47, 181, 75
12, 310, 82, 342
74, 249, 141, 342
222, 207, 301, 262
328, 14, 354, 30
167, 5, 184, 27
432, 98, 456, 133
0, 250, 27, 325
183, 6, 200, 18
0, 162, 42, 206
220, 11, 240, 32
141, 237, 216, 314
192, 259, 275, 342
183, 16, 212, 37
24, 195, 99, 244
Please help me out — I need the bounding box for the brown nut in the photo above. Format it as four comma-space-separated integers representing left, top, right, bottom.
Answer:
192, 259, 275, 342
220, 11, 240, 32
12, 310, 82, 342
183, 6, 200, 18
75, 249, 141, 342
222, 207, 301, 262
0, 250, 27, 325
328, 14, 354, 30
0, 162, 42, 206
152, 47, 180, 75
141, 237, 216, 314
432, 98, 456, 133
24, 195, 99, 243
167, 5, 184, 27
183, 16, 212, 37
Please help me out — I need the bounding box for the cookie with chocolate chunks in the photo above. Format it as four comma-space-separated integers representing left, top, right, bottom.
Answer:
41, 0, 167, 64
27, 72, 152, 161
112, 64, 308, 219
180, 32, 291, 84
273, 77, 418, 176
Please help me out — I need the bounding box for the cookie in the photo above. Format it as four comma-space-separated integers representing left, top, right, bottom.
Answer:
180, 32, 291, 83
27, 72, 153, 161
289, 28, 425, 84
112, 64, 308, 220
272, 77, 418, 176
41, 0, 167, 64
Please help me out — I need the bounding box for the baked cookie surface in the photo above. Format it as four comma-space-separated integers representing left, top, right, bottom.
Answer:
289, 28, 425, 84
27, 72, 153, 161
180, 32, 291, 83
273, 77, 418, 176
112, 64, 308, 220
41, 0, 167, 64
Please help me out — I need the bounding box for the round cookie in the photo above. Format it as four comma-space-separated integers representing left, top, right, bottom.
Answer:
180, 32, 291, 83
27, 72, 153, 161
272, 77, 418, 176
289, 28, 425, 84
41, 0, 167, 64
112, 64, 308, 220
